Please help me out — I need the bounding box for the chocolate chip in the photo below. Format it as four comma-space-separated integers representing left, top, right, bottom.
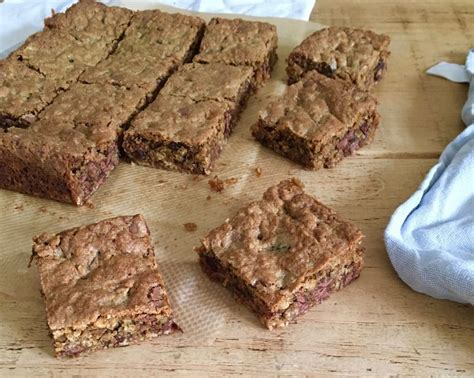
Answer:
129, 221, 139, 234
317, 62, 334, 77
360, 121, 370, 136
374, 59, 385, 81
169, 142, 184, 151
178, 107, 190, 117
148, 286, 164, 307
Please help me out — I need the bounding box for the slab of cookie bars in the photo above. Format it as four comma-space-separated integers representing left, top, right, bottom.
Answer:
252, 71, 380, 170
81, 10, 205, 95
32, 215, 180, 357
0, 83, 145, 205
194, 17, 278, 88
196, 179, 364, 329
287, 27, 391, 89
123, 63, 253, 175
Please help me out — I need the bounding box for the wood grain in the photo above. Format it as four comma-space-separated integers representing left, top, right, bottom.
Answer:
0, 0, 473, 375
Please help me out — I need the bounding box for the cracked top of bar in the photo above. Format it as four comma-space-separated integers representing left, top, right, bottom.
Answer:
257, 71, 378, 144
2, 82, 145, 155
32, 215, 172, 331
11, 0, 132, 84
44, 0, 132, 47
194, 17, 277, 69
38, 82, 146, 133
197, 179, 363, 307
0, 59, 61, 124
160, 63, 253, 104
11, 28, 113, 84
80, 10, 205, 91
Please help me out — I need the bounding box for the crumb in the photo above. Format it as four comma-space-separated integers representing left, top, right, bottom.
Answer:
192, 176, 201, 182
208, 176, 225, 192
158, 180, 167, 184
184, 222, 197, 232
225, 177, 238, 185
176, 184, 187, 190
14, 204, 24, 211
208, 176, 238, 193
255, 167, 262, 177
207, 195, 212, 201
38, 206, 48, 213
84, 200, 95, 209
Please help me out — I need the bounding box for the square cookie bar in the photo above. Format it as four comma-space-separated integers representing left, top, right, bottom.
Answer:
123, 63, 253, 174
252, 71, 380, 170
287, 27, 391, 89
196, 179, 364, 329
194, 17, 278, 88
32, 215, 180, 357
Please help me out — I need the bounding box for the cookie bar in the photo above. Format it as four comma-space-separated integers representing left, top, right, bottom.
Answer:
0, 59, 61, 129
196, 179, 365, 329
287, 27, 391, 89
194, 17, 278, 88
123, 63, 253, 174
252, 71, 380, 170
44, 0, 132, 49
11, 28, 113, 84
0, 83, 145, 205
32, 215, 180, 357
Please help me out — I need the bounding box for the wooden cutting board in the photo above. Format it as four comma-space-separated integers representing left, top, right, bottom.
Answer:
0, 0, 472, 375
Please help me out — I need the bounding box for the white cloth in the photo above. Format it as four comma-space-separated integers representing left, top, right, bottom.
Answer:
0, 0, 316, 58
384, 50, 474, 304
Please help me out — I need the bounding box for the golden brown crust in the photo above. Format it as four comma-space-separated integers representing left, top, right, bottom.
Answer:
80, 10, 206, 92
160, 63, 253, 105
287, 27, 391, 88
0, 59, 61, 125
45, 0, 132, 46
197, 178, 364, 314
37, 82, 147, 146
194, 17, 278, 87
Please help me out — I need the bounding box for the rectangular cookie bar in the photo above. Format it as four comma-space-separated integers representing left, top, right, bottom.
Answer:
286, 27, 391, 89
80, 10, 205, 95
252, 71, 380, 170
32, 215, 180, 357
194, 17, 278, 88
196, 179, 364, 329
0, 59, 61, 129
123, 63, 253, 174
11, 0, 132, 84
0, 83, 145, 205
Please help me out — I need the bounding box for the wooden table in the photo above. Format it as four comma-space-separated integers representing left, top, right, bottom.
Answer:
1, 0, 473, 375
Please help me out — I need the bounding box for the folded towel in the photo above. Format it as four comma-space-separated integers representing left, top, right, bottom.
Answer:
0, 0, 316, 58
384, 50, 474, 304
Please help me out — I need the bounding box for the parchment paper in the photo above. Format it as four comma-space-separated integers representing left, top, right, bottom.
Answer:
0, 2, 323, 343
